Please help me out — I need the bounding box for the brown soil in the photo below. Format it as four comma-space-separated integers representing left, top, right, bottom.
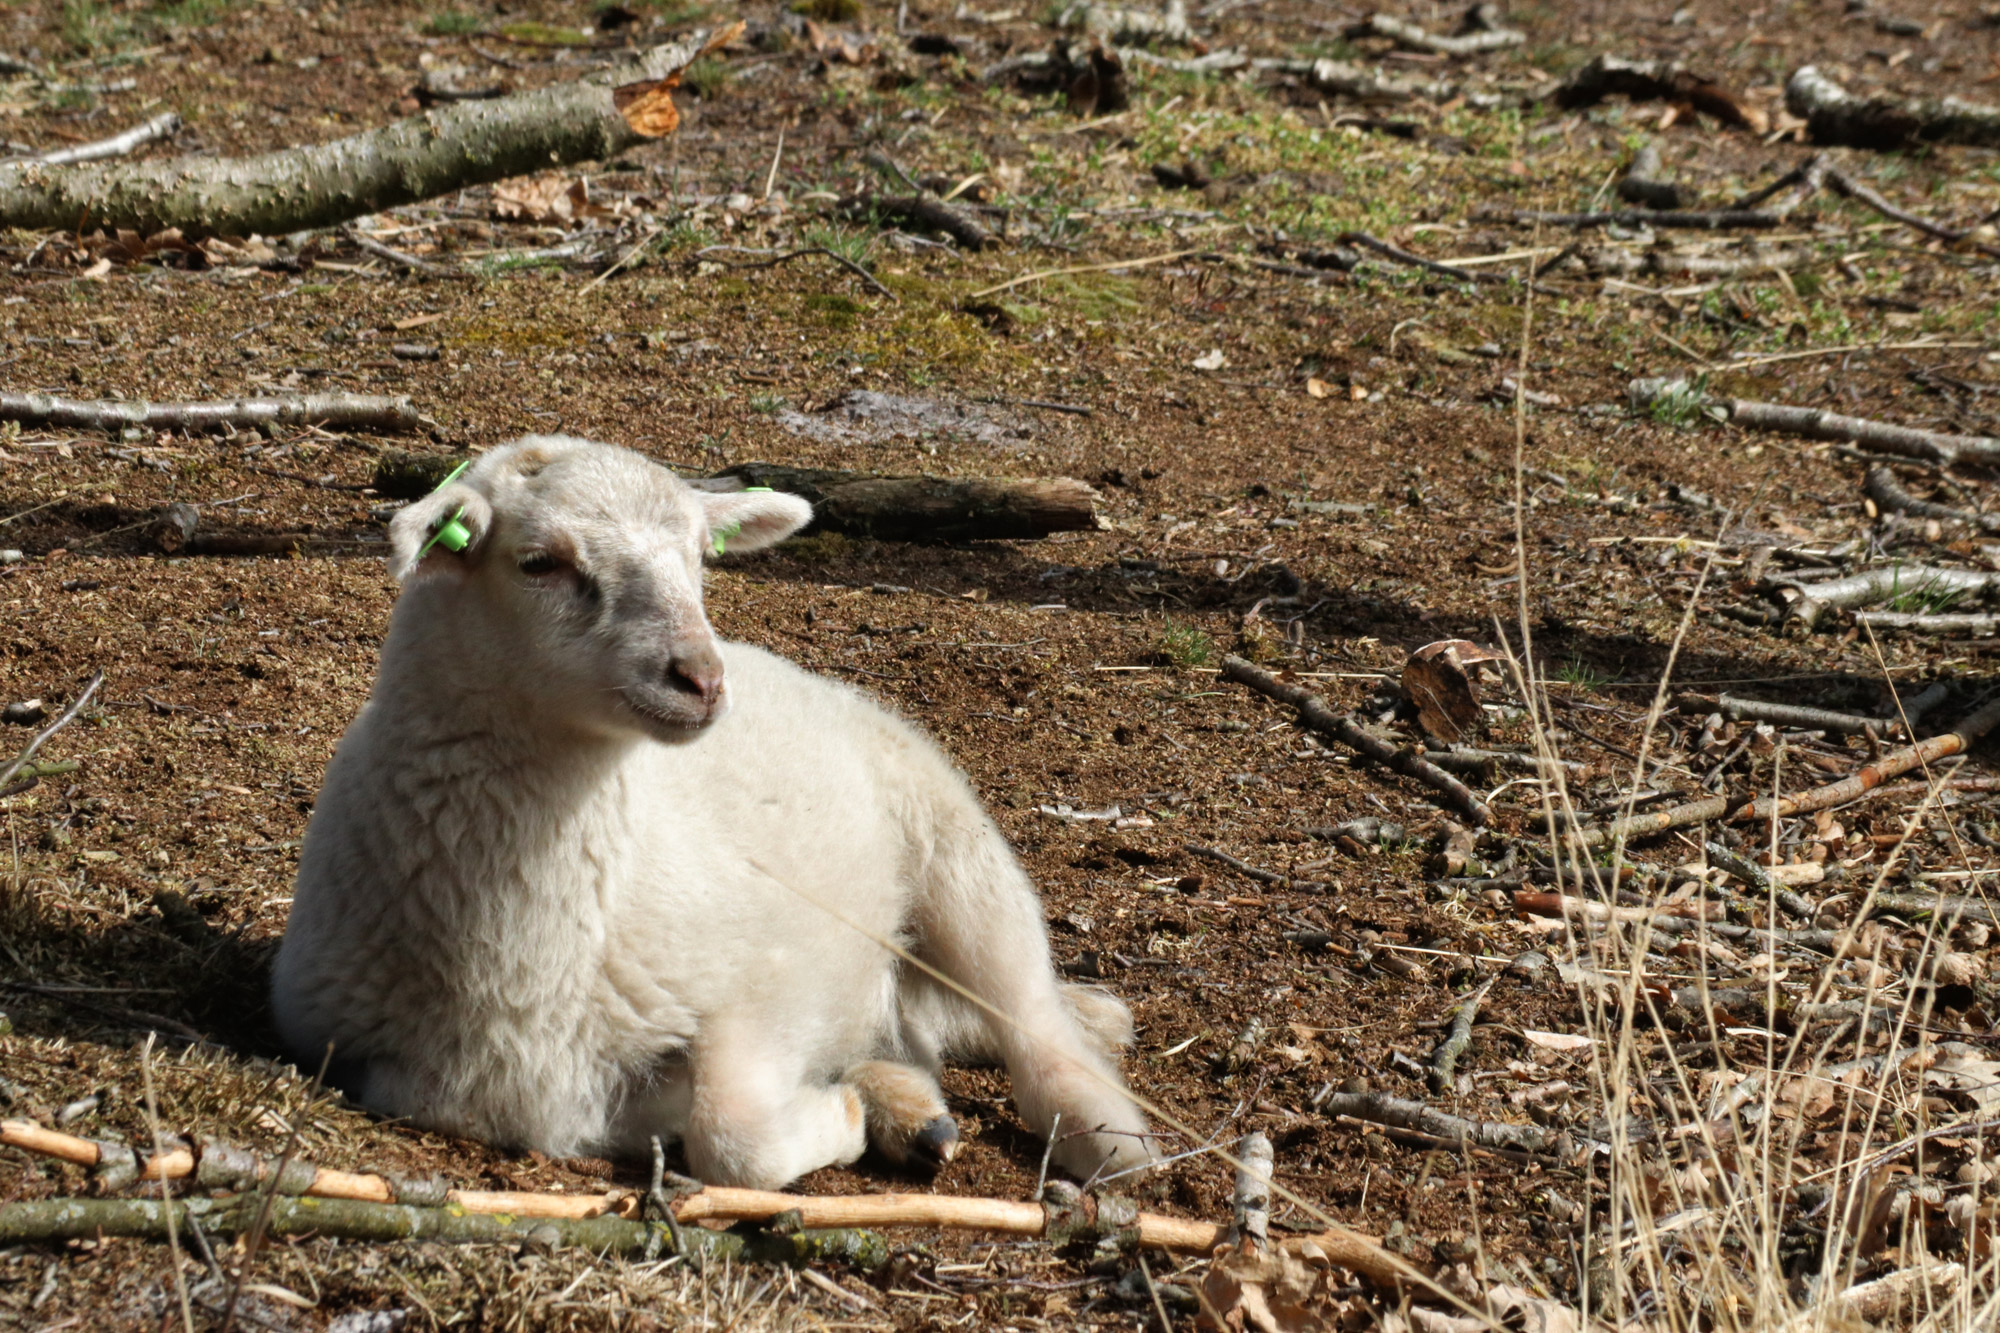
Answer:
3, 0, 2000, 1328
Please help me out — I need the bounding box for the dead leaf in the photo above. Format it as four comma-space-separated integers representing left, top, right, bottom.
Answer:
613, 77, 683, 138
492, 175, 612, 226
1401, 639, 1500, 744
1306, 377, 1330, 399
1429, 822, 1476, 876
1522, 1030, 1594, 1053
1197, 1242, 1336, 1333
1347, 383, 1367, 401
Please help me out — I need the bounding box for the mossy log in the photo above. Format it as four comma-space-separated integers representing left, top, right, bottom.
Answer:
711, 464, 1104, 542
0, 28, 732, 237
0, 1195, 887, 1268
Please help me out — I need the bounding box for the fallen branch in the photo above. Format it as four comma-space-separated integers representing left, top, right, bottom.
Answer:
838, 192, 994, 251
1341, 231, 1542, 289
152, 503, 307, 558
0, 392, 425, 437
1570, 693, 2000, 845
5, 112, 182, 168
0, 672, 101, 794
1184, 843, 1332, 892
1865, 466, 2000, 533
1854, 610, 2000, 636
0, 27, 735, 236
1353, 13, 1523, 56
1787, 65, 2000, 150
0, 1194, 886, 1267
1865, 891, 2000, 930
1615, 142, 1690, 211
1824, 166, 1986, 248
1554, 54, 1767, 133
1054, 0, 1194, 46
1317, 1090, 1571, 1157
705, 464, 1103, 542
0, 1118, 1400, 1271
1780, 565, 2000, 632
1287, 58, 1457, 104
1221, 655, 1493, 826
1428, 979, 1493, 1094
1580, 246, 1814, 278
1230, 1132, 1272, 1249
1499, 206, 1781, 230
1677, 691, 1889, 737
1628, 378, 2000, 468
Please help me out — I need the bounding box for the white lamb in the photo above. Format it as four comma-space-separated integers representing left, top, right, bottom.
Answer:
270, 436, 1153, 1189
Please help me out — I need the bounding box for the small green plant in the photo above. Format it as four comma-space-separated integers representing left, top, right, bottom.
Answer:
60, 0, 128, 51
1886, 574, 1966, 615
1646, 375, 1709, 428
747, 392, 787, 415
1555, 655, 1611, 692
804, 292, 865, 329
681, 56, 730, 98
423, 9, 485, 35
804, 226, 873, 267
1157, 618, 1215, 669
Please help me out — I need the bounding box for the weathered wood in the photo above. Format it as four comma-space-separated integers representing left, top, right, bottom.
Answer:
0, 392, 424, 437
1788, 65, 2000, 150
710, 464, 1103, 542
0, 28, 733, 236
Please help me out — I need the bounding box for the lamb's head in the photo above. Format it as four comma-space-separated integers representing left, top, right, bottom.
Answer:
386, 437, 813, 739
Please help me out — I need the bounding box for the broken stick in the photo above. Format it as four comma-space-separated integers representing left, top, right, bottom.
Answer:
5, 112, 182, 169
1221, 655, 1493, 826
0, 391, 424, 437
1628, 379, 2000, 468
1571, 693, 2000, 846
0, 27, 735, 236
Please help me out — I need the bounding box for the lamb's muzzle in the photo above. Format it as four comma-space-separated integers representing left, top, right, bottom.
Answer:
271, 435, 1154, 1190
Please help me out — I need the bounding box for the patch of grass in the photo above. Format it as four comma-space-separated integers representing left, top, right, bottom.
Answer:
804, 226, 873, 267
1157, 618, 1215, 669
1886, 574, 1967, 615
791, 0, 863, 19
154, 0, 238, 26
804, 292, 865, 330
680, 56, 730, 98
423, 9, 486, 35
1646, 375, 1710, 428
1555, 655, 1612, 692
627, 0, 712, 19
747, 392, 788, 414
60, 0, 130, 52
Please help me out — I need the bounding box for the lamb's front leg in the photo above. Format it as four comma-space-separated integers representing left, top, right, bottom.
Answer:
683, 1021, 868, 1189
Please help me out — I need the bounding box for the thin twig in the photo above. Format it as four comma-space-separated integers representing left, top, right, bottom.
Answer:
0, 670, 102, 793
692, 244, 897, 300
139, 1035, 196, 1333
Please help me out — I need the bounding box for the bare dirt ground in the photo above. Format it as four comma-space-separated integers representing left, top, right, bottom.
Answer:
3, 0, 2000, 1328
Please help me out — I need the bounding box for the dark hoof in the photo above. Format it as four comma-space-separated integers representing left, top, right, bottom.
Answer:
907, 1114, 960, 1170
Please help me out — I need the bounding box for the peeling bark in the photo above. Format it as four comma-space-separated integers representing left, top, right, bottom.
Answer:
0, 27, 734, 237
0, 392, 425, 436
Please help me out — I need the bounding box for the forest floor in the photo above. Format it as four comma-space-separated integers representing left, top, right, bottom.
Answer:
3, 0, 2000, 1328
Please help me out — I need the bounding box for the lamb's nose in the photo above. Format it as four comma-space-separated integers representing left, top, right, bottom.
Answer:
666, 641, 724, 705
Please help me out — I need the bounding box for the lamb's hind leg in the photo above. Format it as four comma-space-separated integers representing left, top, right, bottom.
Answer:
846, 1060, 958, 1171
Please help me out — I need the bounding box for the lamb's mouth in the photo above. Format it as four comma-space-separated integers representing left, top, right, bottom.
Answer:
619, 686, 718, 735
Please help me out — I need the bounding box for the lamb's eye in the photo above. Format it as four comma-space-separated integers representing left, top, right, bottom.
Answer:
518, 553, 562, 577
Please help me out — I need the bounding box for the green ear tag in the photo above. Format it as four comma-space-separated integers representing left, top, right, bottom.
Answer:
711, 487, 776, 556
419, 460, 474, 557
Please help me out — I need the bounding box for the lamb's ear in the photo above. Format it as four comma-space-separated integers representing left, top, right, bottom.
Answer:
699, 488, 814, 557
387, 485, 494, 583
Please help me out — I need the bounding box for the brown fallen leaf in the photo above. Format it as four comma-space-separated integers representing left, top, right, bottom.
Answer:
1401, 639, 1501, 744
492, 175, 615, 226
1197, 1241, 1338, 1333
612, 20, 742, 138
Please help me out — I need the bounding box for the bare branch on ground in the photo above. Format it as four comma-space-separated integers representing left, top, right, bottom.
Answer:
1787, 65, 2000, 150
0, 392, 426, 437
5, 112, 182, 168
0, 27, 735, 236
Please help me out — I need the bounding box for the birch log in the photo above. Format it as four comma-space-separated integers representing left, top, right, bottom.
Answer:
0, 27, 735, 237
